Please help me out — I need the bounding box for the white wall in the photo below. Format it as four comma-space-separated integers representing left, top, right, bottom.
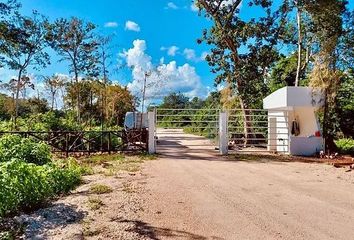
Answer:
288, 107, 321, 137
268, 111, 289, 153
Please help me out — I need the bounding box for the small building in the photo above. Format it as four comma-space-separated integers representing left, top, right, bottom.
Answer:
263, 86, 324, 156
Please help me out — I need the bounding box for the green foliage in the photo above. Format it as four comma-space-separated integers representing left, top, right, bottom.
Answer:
158, 92, 189, 109
337, 72, 354, 137
198, 0, 289, 108
268, 54, 298, 92
0, 135, 51, 165
335, 138, 354, 155
0, 159, 81, 217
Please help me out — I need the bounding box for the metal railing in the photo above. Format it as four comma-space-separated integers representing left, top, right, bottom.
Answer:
228, 109, 289, 153
154, 108, 221, 146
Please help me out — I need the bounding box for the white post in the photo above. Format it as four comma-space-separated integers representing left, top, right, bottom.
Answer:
219, 112, 228, 155
148, 111, 156, 154
268, 117, 277, 152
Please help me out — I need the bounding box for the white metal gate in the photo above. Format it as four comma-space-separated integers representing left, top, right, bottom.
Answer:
154, 108, 221, 150
150, 108, 290, 154
228, 109, 289, 153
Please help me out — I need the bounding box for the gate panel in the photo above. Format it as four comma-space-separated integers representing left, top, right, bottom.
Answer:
155, 108, 220, 148
228, 109, 289, 153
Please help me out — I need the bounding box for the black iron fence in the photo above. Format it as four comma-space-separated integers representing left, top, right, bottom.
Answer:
0, 130, 148, 156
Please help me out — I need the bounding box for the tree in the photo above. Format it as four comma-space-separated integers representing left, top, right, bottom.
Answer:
337, 70, 354, 138
46, 17, 99, 122
268, 53, 299, 92
159, 92, 190, 109
304, 0, 347, 151
0, 0, 20, 68
43, 74, 67, 110
196, 0, 289, 143
0, 11, 49, 125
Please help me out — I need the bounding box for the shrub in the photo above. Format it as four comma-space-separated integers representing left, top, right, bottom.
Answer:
0, 135, 51, 165
0, 160, 81, 217
335, 138, 354, 155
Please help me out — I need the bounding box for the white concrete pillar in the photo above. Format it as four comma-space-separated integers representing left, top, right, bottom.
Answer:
148, 111, 156, 154
268, 117, 277, 152
219, 112, 228, 155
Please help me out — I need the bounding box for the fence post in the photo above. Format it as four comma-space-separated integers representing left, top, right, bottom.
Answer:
108, 131, 111, 154
148, 111, 156, 154
219, 111, 228, 155
65, 133, 69, 158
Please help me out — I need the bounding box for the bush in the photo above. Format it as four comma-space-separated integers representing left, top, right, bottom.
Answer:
0, 135, 51, 165
0, 159, 81, 217
335, 138, 354, 155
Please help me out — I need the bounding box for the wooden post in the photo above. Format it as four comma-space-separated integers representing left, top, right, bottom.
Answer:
65, 133, 69, 158
108, 131, 111, 154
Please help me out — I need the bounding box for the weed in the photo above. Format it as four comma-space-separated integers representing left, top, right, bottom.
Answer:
138, 153, 157, 161
89, 184, 113, 194
87, 197, 104, 210
122, 182, 135, 194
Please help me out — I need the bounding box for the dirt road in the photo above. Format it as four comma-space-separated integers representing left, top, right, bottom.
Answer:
140, 129, 354, 240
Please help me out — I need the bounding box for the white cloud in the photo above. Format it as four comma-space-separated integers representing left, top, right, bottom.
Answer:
125, 20, 141, 32
183, 48, 208, 62
166, 2, 178, 9
121, 40, 207, 102
183, 48, 197, 60
161, 45, 179, 56
104, 22, 118, 28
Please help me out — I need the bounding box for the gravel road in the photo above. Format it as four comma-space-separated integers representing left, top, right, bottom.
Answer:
140, 129, 354, 240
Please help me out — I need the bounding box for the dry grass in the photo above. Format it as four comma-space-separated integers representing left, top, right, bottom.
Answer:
87, 197, 104, 210
122, 182, 136, 194
79, 153, 157, 176
89, 184, 113, 194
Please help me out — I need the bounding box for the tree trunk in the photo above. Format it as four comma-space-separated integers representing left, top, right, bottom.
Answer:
74, 70, 81, 123
14, 69, 23, 127
239, 97, 254, 147
295, 7, 302, 87
51, 90, 55, 111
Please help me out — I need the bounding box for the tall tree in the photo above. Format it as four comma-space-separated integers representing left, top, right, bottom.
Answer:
196, 0, 289, 143
43, 74, 67, 110
0, 11, 50, 125
46, 17, 99, 122
294, 0, 303, 86
305, 0, 347, 151
97, 35, 114, 128
0, 0, 21, 68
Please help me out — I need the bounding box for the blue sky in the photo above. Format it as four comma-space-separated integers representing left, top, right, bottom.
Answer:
1, 0, 353, 103
17, 0, 216, 97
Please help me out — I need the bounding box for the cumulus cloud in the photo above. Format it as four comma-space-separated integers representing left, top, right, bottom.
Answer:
183, 48, 208, 62
160, 45, 179, 56
121, 39, 207, 102
125, 20, 140, 32
165, 2, 178, 9
104, 22, 118, 28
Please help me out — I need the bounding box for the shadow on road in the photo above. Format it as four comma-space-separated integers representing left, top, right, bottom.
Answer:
119, 219, 224, 240
18, 203, 87, 238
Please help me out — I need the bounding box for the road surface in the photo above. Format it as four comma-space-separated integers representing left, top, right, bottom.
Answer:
139, 129, 354, 240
